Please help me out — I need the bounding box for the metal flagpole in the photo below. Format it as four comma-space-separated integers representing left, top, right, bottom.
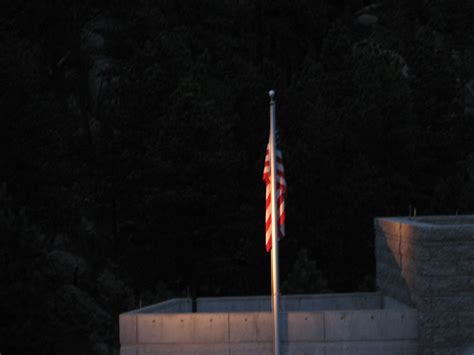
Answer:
268, 89, 280, 355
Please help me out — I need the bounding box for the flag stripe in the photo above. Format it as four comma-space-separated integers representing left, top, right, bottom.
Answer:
263, 141, 287, 252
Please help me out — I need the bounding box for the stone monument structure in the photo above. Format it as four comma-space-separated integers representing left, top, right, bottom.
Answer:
119, 215, 474, 354
375, 215, 474, 354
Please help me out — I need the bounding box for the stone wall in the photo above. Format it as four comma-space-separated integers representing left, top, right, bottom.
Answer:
375, 216, 474, 354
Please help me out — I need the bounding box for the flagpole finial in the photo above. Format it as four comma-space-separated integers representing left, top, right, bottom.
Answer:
269, 90, 275, 104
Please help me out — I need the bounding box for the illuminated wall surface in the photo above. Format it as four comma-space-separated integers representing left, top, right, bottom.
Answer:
120, 294, 417, 354
375, 216, 474, 354
119, 216, 474, 354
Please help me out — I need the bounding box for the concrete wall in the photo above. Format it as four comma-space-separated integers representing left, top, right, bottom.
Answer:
128, 298, 192, 314
375, 215, 474, 354
120, 308, 418, 354
383, 295, 412, 309
196, 292, 383, 312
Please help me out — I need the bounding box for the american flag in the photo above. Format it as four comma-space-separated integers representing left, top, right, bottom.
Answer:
263, 132, 287, 252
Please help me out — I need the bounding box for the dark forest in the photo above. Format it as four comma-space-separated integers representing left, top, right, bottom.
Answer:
2, 0, 474, 353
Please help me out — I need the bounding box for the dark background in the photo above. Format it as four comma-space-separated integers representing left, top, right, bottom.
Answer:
2, 0, 474, 353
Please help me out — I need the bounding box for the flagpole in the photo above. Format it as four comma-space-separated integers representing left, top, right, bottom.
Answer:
269, 89, 280, 355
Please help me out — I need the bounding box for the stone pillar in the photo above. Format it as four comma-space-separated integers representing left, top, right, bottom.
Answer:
375, 216, 474, 354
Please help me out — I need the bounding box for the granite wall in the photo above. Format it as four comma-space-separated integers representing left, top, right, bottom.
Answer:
375, 216, 474, 354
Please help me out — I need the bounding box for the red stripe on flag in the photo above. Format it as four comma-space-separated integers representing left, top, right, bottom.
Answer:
266, 236, 272, 252
263, 144, 287, 252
